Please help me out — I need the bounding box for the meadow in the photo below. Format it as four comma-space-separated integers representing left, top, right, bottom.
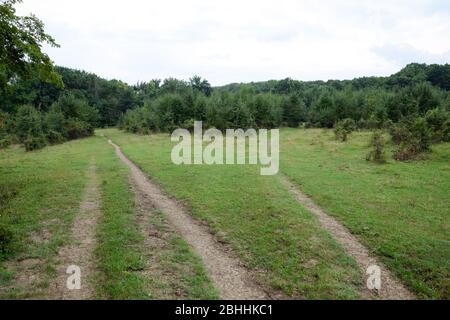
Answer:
0, 128, 448, 299
102, 128, 450, 299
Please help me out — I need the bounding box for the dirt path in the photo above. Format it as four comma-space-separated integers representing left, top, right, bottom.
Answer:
280, 176, 415, 300
48, 164, 101, 299
108, 140, 268, 300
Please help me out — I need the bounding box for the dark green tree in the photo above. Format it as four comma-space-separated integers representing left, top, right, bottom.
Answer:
0, 0, 62, 92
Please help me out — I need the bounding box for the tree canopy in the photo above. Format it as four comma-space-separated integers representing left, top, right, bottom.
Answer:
0, 0, 62, 93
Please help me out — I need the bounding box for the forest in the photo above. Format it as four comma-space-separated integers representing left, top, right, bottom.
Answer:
1, 62, 449, 159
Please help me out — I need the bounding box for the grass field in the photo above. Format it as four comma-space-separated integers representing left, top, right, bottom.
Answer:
280, 129, 450, 299
0, 136, 216, 299
103, 128, 449, 299
0, 139, 94, 298
0, 128, 448, 299
101, 128, 363, 299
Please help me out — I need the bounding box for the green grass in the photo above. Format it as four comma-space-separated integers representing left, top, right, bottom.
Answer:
0, 139, 96, 298
0, 135, 217, 299
93, 138, 149, 299
3, 127, 446, 299
94, 142, 217, 299
143, 209, 219, 299
101, 128, 364, 299
280, 128, 450, 299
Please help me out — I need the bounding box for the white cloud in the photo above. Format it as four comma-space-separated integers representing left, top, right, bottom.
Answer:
16, 0, 450, 85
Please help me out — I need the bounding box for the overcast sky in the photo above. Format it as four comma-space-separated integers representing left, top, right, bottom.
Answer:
16, 0, 450, 86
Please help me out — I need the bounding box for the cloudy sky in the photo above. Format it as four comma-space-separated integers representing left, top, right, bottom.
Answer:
16, 0, 450, 85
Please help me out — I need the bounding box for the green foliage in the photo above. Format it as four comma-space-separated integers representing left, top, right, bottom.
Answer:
51, 93, 99, 127
44, 104, 65, 130
282, 94, 306, 127
392, 117, 432, 161
23, 133, 46, 151
15, 105, 44, 143
0, 0, 63, 92
0, 138, 10, 149
0, 224, 14, 257
366, 130, 386, 163
65, 118, 94, 140
425, 107, 450, 142
9, 95, 96, 150
334, 118, 356, 142
189, 75, 212, 96
0, 111, 12, 148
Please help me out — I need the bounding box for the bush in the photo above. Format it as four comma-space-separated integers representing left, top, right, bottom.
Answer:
15, 105, 47, 151
15, 105, 45, 142
65, 118, 94, 140
23, 133, 47, 151
52, 94, 99, 128
334, 118, 356, 142
392, 117, 432, 161
45, 105, 66, 135
366, 131, 386, 163
425, 108, 450, 143
46, 130, 65, 145
0, 137, 11, 149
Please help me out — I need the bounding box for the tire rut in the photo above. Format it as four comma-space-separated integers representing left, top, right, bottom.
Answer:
48, 164, 101, 300
108, 140, 269, 300
280, 176, 415, 300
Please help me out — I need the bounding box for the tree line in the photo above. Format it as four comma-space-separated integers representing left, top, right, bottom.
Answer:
1, 62, 450, 154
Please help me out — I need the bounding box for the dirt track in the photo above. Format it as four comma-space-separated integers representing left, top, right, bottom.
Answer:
48, 164, 100, 300
281, 176, 415, 300
108, 140, 269, 300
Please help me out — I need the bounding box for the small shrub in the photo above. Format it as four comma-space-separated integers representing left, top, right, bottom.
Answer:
425, 108, 450, 143
44, 105, 67, 138
389, 122, 409, 145
334, 118, 356, 142
15, 105, 45, 143
46, 130, 65, 145
366, 131, 386, 163
0, 137, 11, 149
357, 118, 367, 129
392, 117, 432, 161
23, 134, 47, 151
65, 119, 94, 140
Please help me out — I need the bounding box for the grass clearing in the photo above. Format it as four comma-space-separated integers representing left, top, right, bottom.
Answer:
280, 128, 450, 299
102, 128, 363, 299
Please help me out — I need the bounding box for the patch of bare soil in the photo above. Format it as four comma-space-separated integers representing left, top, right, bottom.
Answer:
48, 164, 101, 300
109, 140, 269, 300
280, 176, 415, 300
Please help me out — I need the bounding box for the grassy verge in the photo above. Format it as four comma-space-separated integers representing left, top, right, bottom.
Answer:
280, 128, 450, 299
101, 128, 363, 299
0, 139, 94, 298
